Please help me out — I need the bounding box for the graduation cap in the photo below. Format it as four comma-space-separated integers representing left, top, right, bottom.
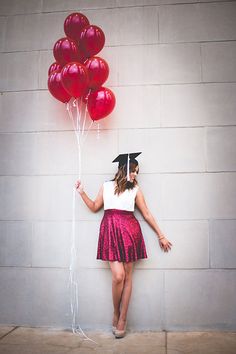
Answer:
112, 152, 142, 181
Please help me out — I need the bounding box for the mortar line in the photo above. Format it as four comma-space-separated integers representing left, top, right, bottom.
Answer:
0, 326, 19, 341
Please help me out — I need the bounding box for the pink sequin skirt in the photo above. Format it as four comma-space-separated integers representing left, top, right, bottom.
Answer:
96, 209, 148, 263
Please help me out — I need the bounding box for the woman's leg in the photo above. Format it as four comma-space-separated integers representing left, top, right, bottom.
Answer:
116, 262, 134, 330
109, 261, 126, 327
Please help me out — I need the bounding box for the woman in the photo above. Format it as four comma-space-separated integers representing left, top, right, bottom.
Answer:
75, 152, 172, 338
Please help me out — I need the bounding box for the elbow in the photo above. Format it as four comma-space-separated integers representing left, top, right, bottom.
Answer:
91, 202, 100, 213
91, 204, 97, 213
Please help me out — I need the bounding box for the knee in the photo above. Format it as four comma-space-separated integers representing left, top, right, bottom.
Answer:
113, 271, 125, 285
124, 270, 132, 282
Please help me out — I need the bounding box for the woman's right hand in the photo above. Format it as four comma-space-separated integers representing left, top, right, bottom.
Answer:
75, 180, 84, 194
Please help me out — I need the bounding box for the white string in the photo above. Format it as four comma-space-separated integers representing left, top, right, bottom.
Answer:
96, 122, 100, 140
127, 153, 130, 181
82, 100, 88, 136
66, 100, 97, 345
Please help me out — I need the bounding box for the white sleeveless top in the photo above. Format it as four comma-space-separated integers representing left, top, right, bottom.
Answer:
103, 181, 139, 211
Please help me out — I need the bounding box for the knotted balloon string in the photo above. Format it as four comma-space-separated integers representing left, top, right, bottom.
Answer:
66, 99, 97, 345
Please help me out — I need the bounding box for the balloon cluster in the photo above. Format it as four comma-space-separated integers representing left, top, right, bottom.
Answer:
47, 12, 116, 121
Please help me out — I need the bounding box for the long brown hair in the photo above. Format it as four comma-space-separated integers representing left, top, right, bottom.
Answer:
112, 162, 139, 195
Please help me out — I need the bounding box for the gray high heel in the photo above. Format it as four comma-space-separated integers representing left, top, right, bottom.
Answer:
115, 322, 127, 338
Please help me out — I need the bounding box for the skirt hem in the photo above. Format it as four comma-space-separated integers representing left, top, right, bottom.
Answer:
96, 255, 148, 263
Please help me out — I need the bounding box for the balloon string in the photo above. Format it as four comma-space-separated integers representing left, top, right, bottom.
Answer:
69, 189, 97, 344
66, 100, 97, 345
81, 90, 91, 136
96, 122, 100, 140
67, 100, 82, 179
81, 120, 94, 148
76, 98, 81, 134
81, 102, 87, 136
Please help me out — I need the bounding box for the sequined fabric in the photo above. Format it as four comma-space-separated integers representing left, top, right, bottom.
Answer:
96, 209, 148, 262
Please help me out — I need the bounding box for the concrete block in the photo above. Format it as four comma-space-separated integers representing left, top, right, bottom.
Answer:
118, 43, 201, 85
206, 173, 236, 219
0, 91, 73, 133
162, 173, 236, 219
76, 220, 109, 269
206, 127, 236, 172
109, 85, 161, 129
116, 0, 197, 5
5, 14, 42, 52
160, 2, 236, 43
0, 175, 113, 221
0, 221, 32, 267
0, 267, 33, 325
118, 127, 205, 172
40, 12, 71, 51
128, 269, 164, 330
34, 131, 79, 175
0, 17, 7, 52
0, 0, 42, 15
161, 173, 208, 220
202, 42, 236, 82
26, 128, 117, 175
31, 268, 71, 327
0, 133, 36, 175
32, 221, 72, 268
0, 176, 73, 221
115, 6, 158, 45
76, 268, 113, 329
38, 50, 53, 90
134, 173, 163, 221
73, 6, 159, 46
79, 129, 118, 174
210, 219, 236, 269
165, 270, 236, 330
0, 51, 39, 91
0, 176, 37, 220
136, 220, 209, 269
42, 0, 116, 12
161, 83, 236, 127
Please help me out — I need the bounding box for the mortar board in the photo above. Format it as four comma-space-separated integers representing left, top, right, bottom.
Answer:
112, 152, 141, 181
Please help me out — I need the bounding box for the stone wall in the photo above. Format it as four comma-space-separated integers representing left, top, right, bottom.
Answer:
0, 0, 236, 330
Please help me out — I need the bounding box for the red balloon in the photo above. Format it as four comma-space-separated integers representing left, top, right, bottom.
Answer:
80, 25, 105, 57
53, 37, 82, 66
84, 56, 109, 89
64, 12, 90, 41
48, 70, 71, 103
87, 87, 116, 121
48, 62, 62, 76
61, 62, 88, 98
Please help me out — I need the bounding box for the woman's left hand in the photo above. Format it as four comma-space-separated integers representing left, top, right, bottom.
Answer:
158, 236, 172, 252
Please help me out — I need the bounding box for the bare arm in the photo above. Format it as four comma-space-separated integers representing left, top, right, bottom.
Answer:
75, 180, 104, 213
135, 188, 172, 251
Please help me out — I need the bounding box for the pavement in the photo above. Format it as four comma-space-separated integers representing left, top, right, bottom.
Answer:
0, 326, 236, 354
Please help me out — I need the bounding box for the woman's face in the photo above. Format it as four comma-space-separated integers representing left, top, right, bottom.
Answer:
129, 165, 139, 183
